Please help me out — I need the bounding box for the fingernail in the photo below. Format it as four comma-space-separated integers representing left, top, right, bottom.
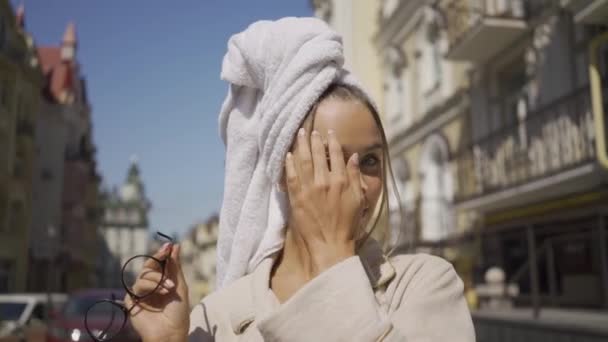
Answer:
161, 243, 170, 253
352, 153, 359, 166
164, 278, 175, 288
298, 128, 305, 136
286, 152, 292, 160
311, 130, 319, 136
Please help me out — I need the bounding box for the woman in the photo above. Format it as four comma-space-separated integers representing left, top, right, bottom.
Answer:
126, 18, 475, 342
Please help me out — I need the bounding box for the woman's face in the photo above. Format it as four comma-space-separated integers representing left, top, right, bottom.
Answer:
306, 97, 385, 228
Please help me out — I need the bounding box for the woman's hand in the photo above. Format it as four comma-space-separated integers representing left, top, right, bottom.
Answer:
125, 243, 190, 342
284, 127, 365, 277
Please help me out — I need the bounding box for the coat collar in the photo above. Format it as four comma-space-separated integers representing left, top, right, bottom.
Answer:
228, 239, 396, 334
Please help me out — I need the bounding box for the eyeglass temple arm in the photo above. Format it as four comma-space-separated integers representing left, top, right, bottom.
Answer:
157, 231, 174, 243
98, 294, 119, 340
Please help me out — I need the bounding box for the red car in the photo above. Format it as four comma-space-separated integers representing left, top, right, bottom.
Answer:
47, 289, 140, 342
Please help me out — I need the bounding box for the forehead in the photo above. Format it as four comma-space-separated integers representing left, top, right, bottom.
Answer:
311, 98, 382, 150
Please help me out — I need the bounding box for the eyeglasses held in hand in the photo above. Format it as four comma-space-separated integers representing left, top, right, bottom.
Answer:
84, 231, 174, 341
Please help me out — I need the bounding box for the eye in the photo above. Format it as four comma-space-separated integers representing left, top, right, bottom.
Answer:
361, 154, 380, 168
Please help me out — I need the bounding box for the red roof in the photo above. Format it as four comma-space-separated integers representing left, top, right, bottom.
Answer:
37, 47, 61, 73
37, 22, 79, 103
37, 46, 75, 102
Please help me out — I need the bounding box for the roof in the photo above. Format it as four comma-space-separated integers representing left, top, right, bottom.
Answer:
36, 22, 79, 103
15, 4, 25, 28
62, 22, 77, 45
37, 47, 61, 73
37, 46, 74, 102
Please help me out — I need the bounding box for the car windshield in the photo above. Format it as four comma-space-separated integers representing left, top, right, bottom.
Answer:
63, 294, 123, 318
0, 303, 27, 321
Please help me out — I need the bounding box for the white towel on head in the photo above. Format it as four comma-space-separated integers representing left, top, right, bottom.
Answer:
216, 17, 375, 289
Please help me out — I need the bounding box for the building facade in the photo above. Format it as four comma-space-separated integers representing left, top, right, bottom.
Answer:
181, 214, 219, 306
374, 1, 472, 262
314, 0, 608, 317
28, 21, 102, 292
441, 0, 608, 311
99, 158, 151, 288
313, 0, 472, 259
0, 0, 43, 292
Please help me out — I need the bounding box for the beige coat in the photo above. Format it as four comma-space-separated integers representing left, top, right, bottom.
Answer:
188, 240, 475, 341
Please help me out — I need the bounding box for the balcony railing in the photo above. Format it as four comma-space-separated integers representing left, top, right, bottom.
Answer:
563, 0, 608, 24
455, 86, 596, 202
444, 0, 530, 63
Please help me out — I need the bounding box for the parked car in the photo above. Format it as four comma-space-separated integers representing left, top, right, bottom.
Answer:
47, 289, 139, 342
0, 293, 67, 342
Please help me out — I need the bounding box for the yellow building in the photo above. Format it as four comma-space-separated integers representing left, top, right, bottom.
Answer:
314, 1, 608, 322
313, 0, 472, 260
0, 0, 43, 292
312, 0, 385, 116
181, 215, 219, 306
441, 0, 608, 313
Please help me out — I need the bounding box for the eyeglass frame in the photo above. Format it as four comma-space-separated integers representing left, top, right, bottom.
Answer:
84, 231, 174, 342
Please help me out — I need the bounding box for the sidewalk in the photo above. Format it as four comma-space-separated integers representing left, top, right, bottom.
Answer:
473, 307, 608, 337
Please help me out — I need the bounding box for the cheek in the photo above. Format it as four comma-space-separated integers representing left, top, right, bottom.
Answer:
362, 174, 383, 204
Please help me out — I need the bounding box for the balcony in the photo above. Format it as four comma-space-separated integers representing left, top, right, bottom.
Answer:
455, 87, 601, 211
563, 0, 608, 24
444, 0, 528, 64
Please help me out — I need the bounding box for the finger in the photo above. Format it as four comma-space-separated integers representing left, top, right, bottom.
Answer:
296, 127, 313, 185
169, 244, 189, 300
310, 130, 329, 187
285, 152, 300, 195
328, 129, 346, 178
133, 278, 170, 296
139, 270, 175, 289
346, 153, 363, 200
143, 243, 172, 271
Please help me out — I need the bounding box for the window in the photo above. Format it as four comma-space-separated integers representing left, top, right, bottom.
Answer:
420, 135, 454, 242
489, 56, 527, 135
0, 80, 9, 110
420, 36, 442, 94
0, 302, 25, 320
384, 46, 410, 129
7, 201, 23, 231
41, 168, 53, 181
31, 303, 46, 321
0, 15, 5, 50
0, 259, 13, 292
420, 7, 443, 96
129, 210, 140, 225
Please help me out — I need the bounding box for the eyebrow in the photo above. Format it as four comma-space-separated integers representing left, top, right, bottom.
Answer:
340, 142, 383, 155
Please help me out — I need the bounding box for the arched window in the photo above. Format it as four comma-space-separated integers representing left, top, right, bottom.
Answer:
383, 46, 410, 130
419, 134, 454, 242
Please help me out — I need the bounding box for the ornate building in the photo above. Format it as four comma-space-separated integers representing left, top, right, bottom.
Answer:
0, 0, 43, 292
99, 158, 151, 287
312, 0, 471, 254
441, 0, 608, 311
314, 0, 608, 338
180, 214, 219, 306
27, 20, 101, 292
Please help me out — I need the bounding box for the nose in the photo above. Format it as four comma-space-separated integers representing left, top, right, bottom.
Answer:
359, 174, 369, 205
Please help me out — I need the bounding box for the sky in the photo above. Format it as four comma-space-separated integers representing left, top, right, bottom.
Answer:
14, 0, 314, 237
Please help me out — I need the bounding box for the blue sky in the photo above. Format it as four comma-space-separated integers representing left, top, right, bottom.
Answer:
15, 0, 314, 237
